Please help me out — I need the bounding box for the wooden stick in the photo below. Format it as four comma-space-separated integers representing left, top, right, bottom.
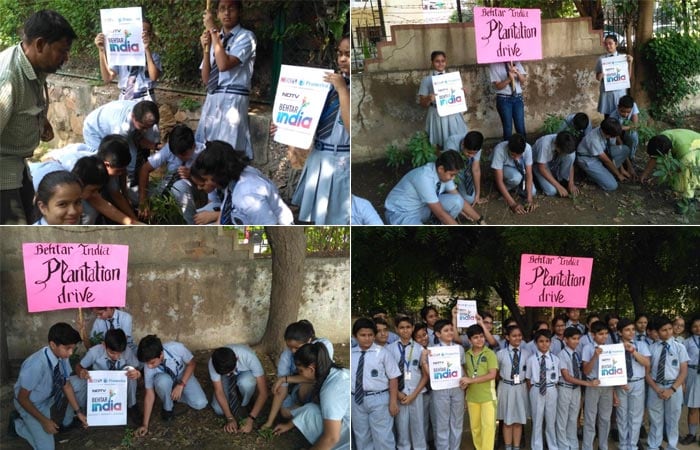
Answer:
205, 0, 212, 55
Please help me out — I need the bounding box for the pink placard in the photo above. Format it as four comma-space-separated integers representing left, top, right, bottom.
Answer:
22, 243, 129, 313
518, 253, 593, 308
473, 7, 542, 64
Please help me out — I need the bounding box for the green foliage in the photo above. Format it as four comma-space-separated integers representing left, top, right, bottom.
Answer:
147, 192, 187, 225
178, 97, 201, 112
0, 0, 29, 49
386, 144, 407, 171
633, 109, 659, 148
676, 198, 697, 220
121, 427, 134, 448
541, 114, 565, 135
257, 428, 275, 441
90, 331, 104, 346
305, 226, 349, 256
643, 32, 700, 120
652, 151, 700, 220
407, 132, 437, 168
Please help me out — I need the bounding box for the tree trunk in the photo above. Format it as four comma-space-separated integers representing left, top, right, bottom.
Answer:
632, 0, 654, 106
573, 0, 604, 29
256, 227, 306, 362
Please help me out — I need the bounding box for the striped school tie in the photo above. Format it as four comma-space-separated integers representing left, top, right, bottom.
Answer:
398, 343, 407, 392
512, 348, 520, 376
539, 355, 547, 395
108, 318, 115, 330
52, 362, 66, 410
220, 185, 233, 225
572, 351, 581, 379
626, 347, 633, 380
354, 351, 366, 405
656, 342, 668, 383
207, 32, 235, 94
226, 372, 241, 416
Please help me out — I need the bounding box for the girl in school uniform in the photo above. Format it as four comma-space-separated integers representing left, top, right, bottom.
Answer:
420, 306, 440, 345
497, 325, 531, 450
681, 316, 700, 445
526, 329, 560, 450
351, 318, 400, 450
272, 343, 350, 449
262, 320, 334, 430
291, 35, 351, 225
33, 171, 83, 225
191, 140, 293, 225
595, 34, 633, 118
551, 315, 567, 355
418, 51, 468, 150
431, 319, 466, 450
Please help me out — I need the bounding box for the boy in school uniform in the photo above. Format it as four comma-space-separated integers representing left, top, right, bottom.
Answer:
577, 312, 601, 353
491, 134, 536, 215
135, 335, 207, 437
557, 327, 600, 450
374, 317, 393, 347
84, 306, 136, 353
371, 308, 400, 345
526, 329, 560, 450
532, 131, 579, 197
384, 151, 485, 225
609, 95, 640, 162
208, 344, 269, 433
615, 318, 651, 450
645, 317, 689, 450
461, 324, 498, 450
444, 131, 486, 206
497, 325, 531, 450
387, 316, 429, 450
351, 317, 400, 450
576, 117, 631, 191
69, 328, 142, 425
10, 323, 88, 450
565, 308, 587, 335
558, 112, 592, 140
137, 124, 204, 225
581, 321, 614, 450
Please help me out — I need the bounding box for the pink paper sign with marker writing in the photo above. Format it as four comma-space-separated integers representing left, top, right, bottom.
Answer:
22, 243, 129, 313
518, 253, 593, 308
473, 7, 542, 64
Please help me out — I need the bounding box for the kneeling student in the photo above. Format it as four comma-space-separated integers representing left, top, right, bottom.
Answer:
135, 335, 207, 436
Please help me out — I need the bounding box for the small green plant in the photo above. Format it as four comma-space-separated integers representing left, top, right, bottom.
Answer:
121, 427, 134, 448
257, 427, 275, 441
386, 144, 408, 171
676, 198, 697, 220
652, 151, 685, 187
178, 98, 201, 112
541, 114, 565, 135
407, 131, 436, 168
634, 109, 659, 147
89, 331, 104, 347
147, 191, 187, 225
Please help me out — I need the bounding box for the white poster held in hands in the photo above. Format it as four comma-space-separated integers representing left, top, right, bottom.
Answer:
602, 55, 630, 92
432, 71, 468, 117
87, 370, 128, 426
272, 65, 332, 149
100, 7, 144, 67
427, 345, 462, 390
598, 343, 628, 386
457, 299, 478, 328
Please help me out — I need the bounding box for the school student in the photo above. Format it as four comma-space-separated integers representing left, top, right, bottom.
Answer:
526, 329, 560, 450
615, 318, 651, 450
605, 312, 621, 344
420, 306, 440, 346
634, 313, 653, 345
550, 315, 567, 356
135, 335, 207, 437
208, 344, 269, 433
609, 95, 640, 164
558, 112, 592, 140
272, 343, 350, 449
412, 322, 434, 446
491, 134, 536, 215
577, 312, 601, 353
497, 325, 531, 450
85, 307, 136, 353
351, 194, 383, 225
351, 318, 400, 450
565, 308, 587, 335
646, 317, 690, 450
32, 170, 83, 225
581, 321, 614, 450
532, 131, 579, 198
640, 129, 700, 200
681, 315, 700, 445
262, 320, 334, 430
595, 34, 633, 117
10, 323, 88, 450
387, 316, 429, 450
384, 151, 484, 225
431, 319, 466, 450
374, 317, 392, 347
69, 329, 142, 425
489, 60, 527, 140
673, 316, 686, 343
576, 117, 631, 191
444, 131, 485, 205
557, 327, 600, 450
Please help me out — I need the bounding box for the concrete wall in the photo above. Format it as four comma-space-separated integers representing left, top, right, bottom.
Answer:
0, 227, 350, 360
352, 18, 612, 162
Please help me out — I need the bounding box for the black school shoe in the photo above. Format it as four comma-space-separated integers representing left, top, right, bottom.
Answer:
680, 434, 697, 445
7, 410, 19, 437
161, 407, 174, 422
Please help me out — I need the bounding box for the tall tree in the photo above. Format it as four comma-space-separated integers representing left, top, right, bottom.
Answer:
257, 227, 307, 360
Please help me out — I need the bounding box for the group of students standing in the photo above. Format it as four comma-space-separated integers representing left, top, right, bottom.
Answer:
351, 306, 700, 450
9, 311, 350, 450
1, 0, 351, 226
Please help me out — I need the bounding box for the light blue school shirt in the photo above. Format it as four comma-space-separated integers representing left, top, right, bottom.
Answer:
685, 335, 700, 369
577, 127, 615, 158
609, 102, 640, 123
526, 351, 559, 385
386, 340, 426, 393
533, 134, 561, 165
565, 321, 586, 335
144, 341, 192, 389
582, 342, 605, 379
82, 100, 160, 176
208, 344, 264, 383
551, 336, 566, 355
351, 342, 401, 393
650, 339, 689, 382
351, 195, 383, 225
90, 309, 134, 349
80, 344, 139, 371
202, 25, 256, 90
491, 140, 533, 170
559, 347, 582, 381
384, 162, 457, 215
626, 340, 651, 379
29, 145, 93, 191
497, 345, 531, 380
111, 52, 163, 92
321, 367, 351, 450
635, 332, 653, 346
14, 346, 70, 408
488, 62, 526, 95
147, 141, 204, 192
561, 113, 593, 136
277, 338, 334, 377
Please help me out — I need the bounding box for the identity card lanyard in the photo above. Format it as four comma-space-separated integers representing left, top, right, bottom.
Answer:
401, 341, 415, 380
508, 347, 521, 384
469, 352, 485, 378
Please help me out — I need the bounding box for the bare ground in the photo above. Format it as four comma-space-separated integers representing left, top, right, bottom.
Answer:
0, 344, 349, 450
